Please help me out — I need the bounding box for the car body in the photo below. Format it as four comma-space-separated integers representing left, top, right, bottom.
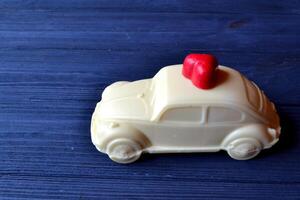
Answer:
91, 63, 280, 164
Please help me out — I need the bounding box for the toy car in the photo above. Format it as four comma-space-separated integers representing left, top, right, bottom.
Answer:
91, 54, 280, 164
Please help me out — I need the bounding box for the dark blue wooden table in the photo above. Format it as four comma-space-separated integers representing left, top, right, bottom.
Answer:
1, 0, 300, 199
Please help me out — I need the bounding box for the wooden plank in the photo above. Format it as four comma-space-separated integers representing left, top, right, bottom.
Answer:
0, 0, 299, 15
0, 10, 299, 33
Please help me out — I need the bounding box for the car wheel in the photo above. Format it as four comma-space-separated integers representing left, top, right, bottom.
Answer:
227, 138, 262, 160
106, 138, 142, 164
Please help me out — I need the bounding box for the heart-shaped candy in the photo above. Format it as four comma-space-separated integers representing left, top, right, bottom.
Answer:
182, 54, 218, 89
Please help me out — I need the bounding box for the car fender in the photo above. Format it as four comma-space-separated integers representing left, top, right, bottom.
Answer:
221, 123, 272, 149
102, 81, 129, 98
96, 121, 151, 153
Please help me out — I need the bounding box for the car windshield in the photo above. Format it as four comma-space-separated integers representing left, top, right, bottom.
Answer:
148, 73, 168, 120
149, 79, 157, 106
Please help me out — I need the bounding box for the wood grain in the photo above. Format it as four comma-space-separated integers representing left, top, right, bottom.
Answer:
0, 0, 299, 199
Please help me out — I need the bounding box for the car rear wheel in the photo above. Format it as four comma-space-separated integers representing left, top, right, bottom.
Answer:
106, 138, 142, 164
227, 138, 262, 160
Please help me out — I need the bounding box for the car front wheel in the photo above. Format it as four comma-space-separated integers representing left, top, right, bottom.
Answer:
227, 138, 262, 160
106, 138, 142, 164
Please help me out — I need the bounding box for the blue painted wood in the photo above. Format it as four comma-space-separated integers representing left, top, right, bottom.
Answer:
0, 0, 299, 199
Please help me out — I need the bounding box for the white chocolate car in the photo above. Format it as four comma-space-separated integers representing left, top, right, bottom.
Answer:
91, 54, 280, 164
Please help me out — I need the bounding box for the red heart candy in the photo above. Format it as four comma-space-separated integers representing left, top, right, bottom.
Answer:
182, 54, 218, 89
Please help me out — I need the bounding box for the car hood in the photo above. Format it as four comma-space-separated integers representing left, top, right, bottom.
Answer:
95, 79, 152, 121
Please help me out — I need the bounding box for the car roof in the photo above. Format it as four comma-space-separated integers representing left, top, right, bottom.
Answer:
151, 65, 256, 120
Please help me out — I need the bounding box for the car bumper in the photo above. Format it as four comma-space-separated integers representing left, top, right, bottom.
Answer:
90, 105, 107, 153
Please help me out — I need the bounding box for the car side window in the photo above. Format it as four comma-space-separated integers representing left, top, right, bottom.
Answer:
207, 106, 242, 123
160, 107, 203, 123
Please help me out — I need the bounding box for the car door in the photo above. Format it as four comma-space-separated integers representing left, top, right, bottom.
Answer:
152, 106, 207, 149
205, 105, 244, 146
